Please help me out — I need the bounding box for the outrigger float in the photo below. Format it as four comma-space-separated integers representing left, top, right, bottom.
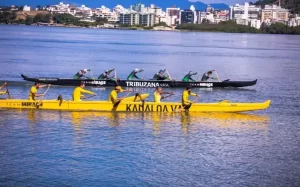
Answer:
0, 99, 271, 113
21, 74, 257, 88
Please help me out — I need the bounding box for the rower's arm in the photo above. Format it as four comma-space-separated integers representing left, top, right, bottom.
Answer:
189, 77, 196, 81
108, 69, 115, 73
80, 88, 95, 95
134, 75, 141, 79
190, 93, 200, 100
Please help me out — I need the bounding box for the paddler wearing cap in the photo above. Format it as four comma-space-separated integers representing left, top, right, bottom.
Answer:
152, 69, 170, 80
182, 86, 200, 110
72, 82, 96, 101
73, 69, 91, 79
127, 68, 144, 80
29, 82, 51, 101
182, 71, 198, 82
0, 82, 8, 95
98, 69, 115, 80
108, 85, 145, 105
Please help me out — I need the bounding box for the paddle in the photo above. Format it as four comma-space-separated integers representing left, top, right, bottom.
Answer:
82, 94, 96, 100
214, 70, 220, 82
162, 93, 175, 100
90, 70, 95, 81
36, 84, 51, 108
180, 95, 200, 112
114, 68, 118, 84
121, 90, 132, 100
166, 69, 172, 80
5, 84, 11, 99
141, 68, 145, 80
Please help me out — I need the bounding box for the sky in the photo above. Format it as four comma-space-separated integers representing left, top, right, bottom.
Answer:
2, 0, 245, 8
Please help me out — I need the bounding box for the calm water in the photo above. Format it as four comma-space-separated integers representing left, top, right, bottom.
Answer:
1, 25, 300, 186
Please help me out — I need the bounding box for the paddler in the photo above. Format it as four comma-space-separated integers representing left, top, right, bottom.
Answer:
72, 82, 96, 101
201, 70, 217, 82
152, 69, 170, 80
73, 69, 91, 79
108, 86, 128, 105
108, 86, 144, 105
127, 68, 144, 80
182, 86, 200, 110
182, 71, 198, 82
0, 82, 7, 95
154, 87, 175, 103
29, 82, 51, 101
98, 69, 115, 80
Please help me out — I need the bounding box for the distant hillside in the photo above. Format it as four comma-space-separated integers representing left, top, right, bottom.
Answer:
255, 0, 300, 14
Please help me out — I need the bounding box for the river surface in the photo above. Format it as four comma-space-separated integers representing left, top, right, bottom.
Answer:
0, 25, 300, 186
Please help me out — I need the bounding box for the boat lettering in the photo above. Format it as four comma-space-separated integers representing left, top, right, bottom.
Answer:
191, 83, 213, 87
126, 104, 182, 112
126, 82, 170, 88
40, 79, 57, 81
84, 81, 106, 85
21, 102, 43, 107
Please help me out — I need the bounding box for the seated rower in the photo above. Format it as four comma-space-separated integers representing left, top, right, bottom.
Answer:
154, 87, 174, 103
72, 82, 96, 101
153, 69, 170, 80
73, 69, 91, 79
0, 82, 7, 95
201, 70, 217, 82
182, 71, 198, 82
182, 86, 200, 111
127, 68, 144, 80
98, 69, 115, 80
108, 86, 144, 105
29, 82, 51, 101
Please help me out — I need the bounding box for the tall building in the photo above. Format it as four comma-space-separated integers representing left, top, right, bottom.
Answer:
140, 13, 155, 26
166, 7, 180, 26
180, 5, 197, 24
229, 3, 260, 20
130, 3, 145, 12
47, 2, 71, 14
206, 5, 214, 13
119, 11, 139, 25
95, 6, 118, 22
229, 3, 261, 28
261, 5, 289, 23
23, 5, 31, 11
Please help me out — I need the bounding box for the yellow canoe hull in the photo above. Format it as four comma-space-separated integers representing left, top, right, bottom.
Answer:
0, 99, 271, 113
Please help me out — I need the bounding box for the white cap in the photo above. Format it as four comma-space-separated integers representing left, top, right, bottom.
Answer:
83, 69, 88, 72
134, 68, 139, 72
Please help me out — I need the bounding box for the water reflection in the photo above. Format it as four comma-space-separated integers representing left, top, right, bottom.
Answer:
22, 110, 269, 133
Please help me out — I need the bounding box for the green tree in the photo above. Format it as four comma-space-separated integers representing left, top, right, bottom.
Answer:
153, 22, 168, 27
25, 16, 33, 25
33, 13, 51, 23
0, 11, 16, 24
53, 13, 79, 24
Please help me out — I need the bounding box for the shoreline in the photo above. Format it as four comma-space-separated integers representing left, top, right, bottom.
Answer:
1, 23, 299, 35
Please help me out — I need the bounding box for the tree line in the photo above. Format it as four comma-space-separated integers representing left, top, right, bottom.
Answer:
0, 11, 108, 27
176, 21, 300, 35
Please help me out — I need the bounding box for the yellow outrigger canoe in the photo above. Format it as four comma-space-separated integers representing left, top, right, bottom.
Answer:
0, 97, 271, 112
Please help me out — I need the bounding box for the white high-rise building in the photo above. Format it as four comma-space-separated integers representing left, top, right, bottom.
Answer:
95, 6, 118, 22
229, 3, 261, 29
23, 5, 31, 11
166, 7, 180, 26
